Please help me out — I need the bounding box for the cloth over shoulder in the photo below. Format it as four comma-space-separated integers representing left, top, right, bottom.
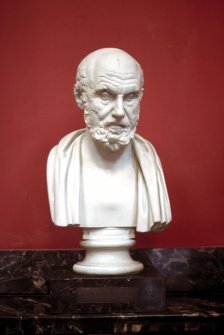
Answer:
47, 129, 172, 232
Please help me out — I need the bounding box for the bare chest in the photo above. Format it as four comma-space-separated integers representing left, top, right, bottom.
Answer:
80, 156, 137, 227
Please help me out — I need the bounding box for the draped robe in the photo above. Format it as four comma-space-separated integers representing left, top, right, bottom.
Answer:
47, 129, 171, 232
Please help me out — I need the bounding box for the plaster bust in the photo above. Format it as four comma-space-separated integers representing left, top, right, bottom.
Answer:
47, 48, 172, 274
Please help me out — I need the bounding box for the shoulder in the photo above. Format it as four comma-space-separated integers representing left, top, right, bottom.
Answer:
47, 129, 86, 165
51, 129, 86, 153
57, 129, 86, 151
133, 133, 157, 155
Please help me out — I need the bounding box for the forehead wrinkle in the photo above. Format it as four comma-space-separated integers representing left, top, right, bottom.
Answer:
97, 81, 139, 94
103, 71, 139, 80
97, 75, 140, 87
98, 73, 140, 83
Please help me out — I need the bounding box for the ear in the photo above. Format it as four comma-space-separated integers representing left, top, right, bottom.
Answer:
139, 88, 144, 101
74, 86, 85, 110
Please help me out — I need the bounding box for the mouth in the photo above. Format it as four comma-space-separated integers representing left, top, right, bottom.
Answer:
105, 123, 128, 135
105, 122, 128, 129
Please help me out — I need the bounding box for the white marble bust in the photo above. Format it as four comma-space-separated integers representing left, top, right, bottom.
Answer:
47, 48, 172, 275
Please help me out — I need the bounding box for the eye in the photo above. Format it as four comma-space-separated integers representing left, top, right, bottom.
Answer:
124, 92, 138, 102
98, 90, 113, 101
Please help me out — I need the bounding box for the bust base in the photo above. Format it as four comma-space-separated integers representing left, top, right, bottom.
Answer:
73, 260, 143, 276
52, 265, 166, 313
73, 228, 144, 275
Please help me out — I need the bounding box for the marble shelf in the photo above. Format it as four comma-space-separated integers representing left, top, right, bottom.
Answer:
0, 248, 223, 334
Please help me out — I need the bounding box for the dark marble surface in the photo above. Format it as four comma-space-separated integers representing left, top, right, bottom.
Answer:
51, 265, 165, 313
0, 248, 224, 333
1, 248, 224, 291
144, 248, 224, 292
0, 295, 223, 334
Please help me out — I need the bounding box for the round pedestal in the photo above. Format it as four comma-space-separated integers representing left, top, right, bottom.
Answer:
73, 228, 144, 275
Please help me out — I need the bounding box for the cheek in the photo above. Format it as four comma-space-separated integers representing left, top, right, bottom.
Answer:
89, 99, 113, 120
124, 102, 140, 122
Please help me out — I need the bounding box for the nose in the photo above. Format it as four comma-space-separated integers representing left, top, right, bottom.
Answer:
112, 95, 125, 119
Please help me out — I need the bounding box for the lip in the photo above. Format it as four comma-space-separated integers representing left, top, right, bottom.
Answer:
106, 124, 129, 135
105, 123, 127, 128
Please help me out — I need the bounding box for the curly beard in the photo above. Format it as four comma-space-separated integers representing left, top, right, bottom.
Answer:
84, 109, 138, 152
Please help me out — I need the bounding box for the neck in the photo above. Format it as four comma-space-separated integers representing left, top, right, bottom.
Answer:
83, 130, 132, 168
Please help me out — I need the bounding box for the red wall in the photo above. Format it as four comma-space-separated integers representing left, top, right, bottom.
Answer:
1, 0, 224, 249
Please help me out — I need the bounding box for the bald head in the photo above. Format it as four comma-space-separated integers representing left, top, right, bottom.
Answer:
74, 48, 144, 109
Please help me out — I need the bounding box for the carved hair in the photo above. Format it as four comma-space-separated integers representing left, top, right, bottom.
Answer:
73, 57, 89, 109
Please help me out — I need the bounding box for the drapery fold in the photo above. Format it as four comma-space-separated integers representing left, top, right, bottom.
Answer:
47, 129, 171, 231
